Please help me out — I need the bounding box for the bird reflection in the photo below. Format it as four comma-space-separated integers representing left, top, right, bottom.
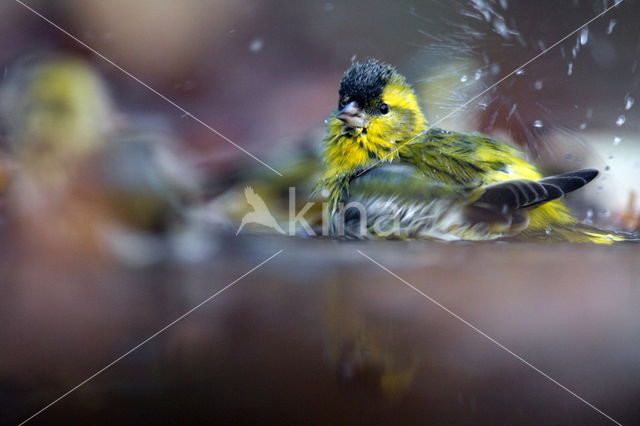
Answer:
323, 273, 419, 400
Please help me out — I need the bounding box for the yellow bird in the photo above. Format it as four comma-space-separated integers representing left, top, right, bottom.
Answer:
1, 56, 114, 186
315, 60, 633, 243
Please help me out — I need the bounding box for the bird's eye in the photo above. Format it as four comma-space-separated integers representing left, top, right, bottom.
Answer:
379, 103, 390, 114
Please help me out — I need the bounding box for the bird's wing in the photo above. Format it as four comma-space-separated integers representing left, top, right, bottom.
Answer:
471, 179, 562, 211
349, 164, 529, 237
350, 164, 465, 202
400, 128, 516, 186
538, 169, 599, 193
471, 168, 599, 212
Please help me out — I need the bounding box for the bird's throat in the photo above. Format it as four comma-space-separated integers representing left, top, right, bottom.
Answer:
322, 131, 394, 182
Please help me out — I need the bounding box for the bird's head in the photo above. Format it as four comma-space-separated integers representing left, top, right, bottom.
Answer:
2, 58, 114, 165
328, 60, 427, 149
317, 60, 428, 196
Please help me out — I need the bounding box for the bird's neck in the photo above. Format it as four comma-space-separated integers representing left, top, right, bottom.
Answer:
316, 113, 427, 204
315, 131, 399, 213
321, 118, 409, 180
323, 134, 385, 177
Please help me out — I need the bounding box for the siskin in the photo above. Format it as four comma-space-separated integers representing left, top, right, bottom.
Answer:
0, 56, 202, 257
0, 56, 114, 186
315, 60, 631, 243
0, 57, 119, 260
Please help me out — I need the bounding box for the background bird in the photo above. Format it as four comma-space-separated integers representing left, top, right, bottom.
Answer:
202, 128, 325, 237
0, 56, 204, 261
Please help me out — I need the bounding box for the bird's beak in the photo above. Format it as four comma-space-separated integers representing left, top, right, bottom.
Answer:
337, 101, 368, 129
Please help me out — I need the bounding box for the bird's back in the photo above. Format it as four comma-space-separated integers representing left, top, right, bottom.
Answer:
397, 128, 575, 230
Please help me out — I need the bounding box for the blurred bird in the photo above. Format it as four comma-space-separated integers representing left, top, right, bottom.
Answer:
0, 56, 117, 256
0, 56, 202, 260
96, 124, 202, 234
1, 56, 114, 186
201, 128, 324, 236
315, 60, 632, 243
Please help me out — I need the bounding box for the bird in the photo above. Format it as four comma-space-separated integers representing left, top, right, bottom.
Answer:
314, 59, 631, 243
0, 56, 114, 187
204, 128, 325, 237
0, 56, 118, 255
0, 56, 204, 262
236, 186, 285, 235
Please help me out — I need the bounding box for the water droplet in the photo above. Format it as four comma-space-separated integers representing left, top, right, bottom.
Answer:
624, 95, 634, 110
515, 69, 525, 75
579, 27, 589, 45
490, 63, 501, 75
534, 80, 543, 90
585, 208, 594, 224
616, 115, 626, 126
249, 38, 264, 52
586, 108, 593, 119
493, 20, 509, 38
579, 122, 587, 130
567, 62, 573, 76
474, 69, 482, 80
605, 165, 610, 171
607, 19, 617, 35
533, 120, 543, 128
613, 136, 621, 145
460, 74, 468, 82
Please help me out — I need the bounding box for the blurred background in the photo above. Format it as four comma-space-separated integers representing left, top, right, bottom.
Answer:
1, 0, 640, 425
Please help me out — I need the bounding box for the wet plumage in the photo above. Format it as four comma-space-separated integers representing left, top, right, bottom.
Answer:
315, 60, 629, 243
